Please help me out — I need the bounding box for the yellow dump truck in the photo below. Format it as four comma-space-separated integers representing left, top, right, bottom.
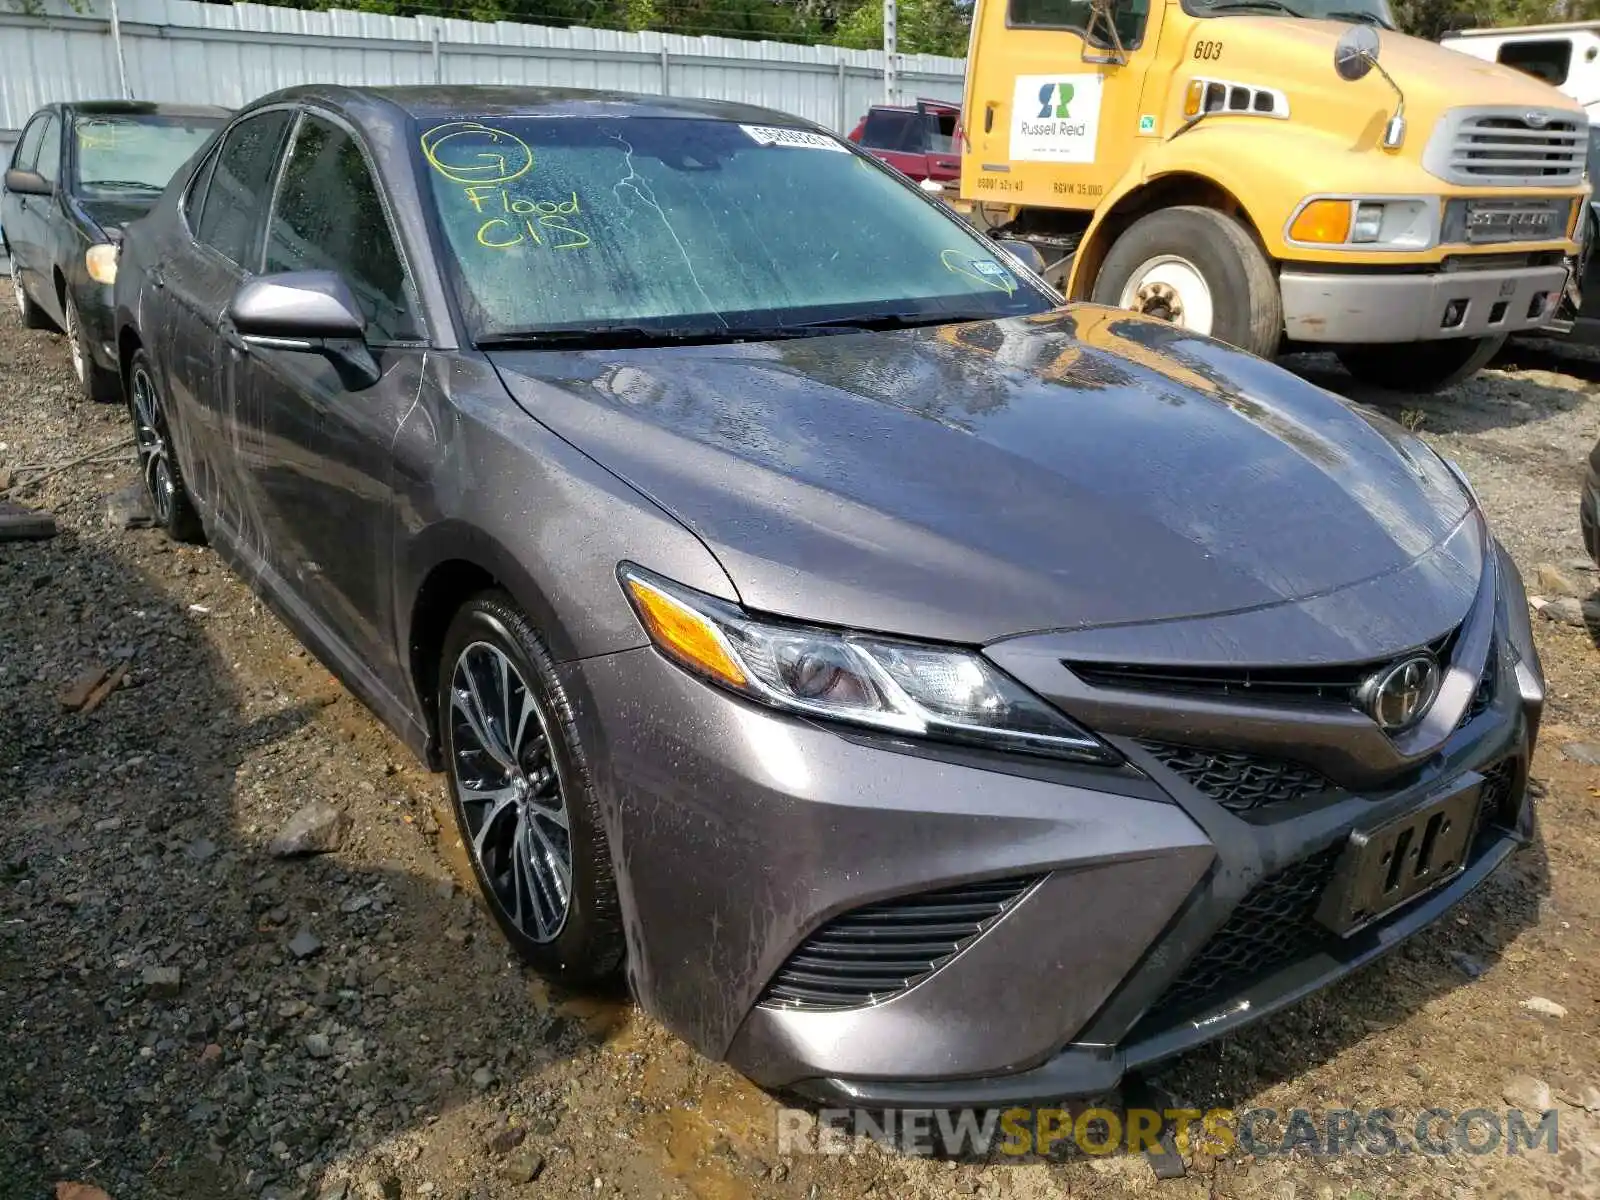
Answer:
960, 0, 1594, 389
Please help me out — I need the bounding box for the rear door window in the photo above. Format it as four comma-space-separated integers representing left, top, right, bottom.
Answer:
263, 113, 420, 341
195, 110, 293, 268
860, 109, 926, 153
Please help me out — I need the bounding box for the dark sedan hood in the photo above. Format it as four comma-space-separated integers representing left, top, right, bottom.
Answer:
75, 195, 158, 234
491, 309, 1476, 646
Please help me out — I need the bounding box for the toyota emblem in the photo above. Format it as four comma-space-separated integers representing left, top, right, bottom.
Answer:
1360, 654, 1441, 733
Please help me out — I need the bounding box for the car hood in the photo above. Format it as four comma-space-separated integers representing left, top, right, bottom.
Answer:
75, 195, 159, 235
491, 308, 1477, 646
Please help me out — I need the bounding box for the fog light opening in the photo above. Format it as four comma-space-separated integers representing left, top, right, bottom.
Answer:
1488, 300, 1507, 325
1442, 299, 1468, 329
1527, 292, 1549, 320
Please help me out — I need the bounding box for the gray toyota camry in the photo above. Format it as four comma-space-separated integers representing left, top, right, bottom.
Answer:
113, 84, 1543, 1106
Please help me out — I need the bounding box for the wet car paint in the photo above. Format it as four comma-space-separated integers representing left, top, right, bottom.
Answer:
113, 83, 1541, 1105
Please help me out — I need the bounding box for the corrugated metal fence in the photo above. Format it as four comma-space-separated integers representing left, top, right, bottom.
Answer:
0, 0, 966, 156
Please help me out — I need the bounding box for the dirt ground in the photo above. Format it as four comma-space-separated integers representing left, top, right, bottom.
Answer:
1, 303, 1598, 1200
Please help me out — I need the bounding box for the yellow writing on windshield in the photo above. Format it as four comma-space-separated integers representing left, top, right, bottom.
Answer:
421, 121, 533, 186
470, 189, 590, 251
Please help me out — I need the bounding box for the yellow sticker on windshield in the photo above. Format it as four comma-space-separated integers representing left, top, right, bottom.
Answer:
421, 121, 533, 185
941, 249, 1016, 295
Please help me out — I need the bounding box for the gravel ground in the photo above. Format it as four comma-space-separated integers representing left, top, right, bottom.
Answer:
1, 306, 1598, 1200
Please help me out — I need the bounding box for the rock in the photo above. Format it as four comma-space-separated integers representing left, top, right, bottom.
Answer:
499, 1154, 544, 1185
316, 1184, 350, 1200
1451, 952, 1488, 979
1535, 563, 1588, 598
471, 1066, 495, 1090
1520, 996, 1567, 1018
486, 1126, 526, 1157
58, 666, 110, 710
305, 1033, 332, 1059
104, 482, 154, 530
1563, 557, 1599, 574
1503, 1075, 1552, 1111
288, 930, 323, 960
186, 838, 217, 862
270, 803, 352, 858
1562, 743, 1600, 766
199, 1043, 223, 1066
358, 1176, 400, 1200
142, 966, 182, 999
55, 1185, 114, 1200
1557, 1084, 1600, 1112
1537, 596, 1600, 627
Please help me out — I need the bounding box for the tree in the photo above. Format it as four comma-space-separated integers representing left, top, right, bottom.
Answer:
833, 0, 968, 56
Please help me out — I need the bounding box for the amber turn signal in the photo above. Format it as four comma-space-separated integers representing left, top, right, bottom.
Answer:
1289, 199, 1353, 245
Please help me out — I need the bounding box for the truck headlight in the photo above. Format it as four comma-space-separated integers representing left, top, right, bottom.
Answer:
1288, 197, 1438, 251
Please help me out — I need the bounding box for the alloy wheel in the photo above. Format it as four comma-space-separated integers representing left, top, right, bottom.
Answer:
449, 641, 573, 943
1119, 254, 1216, 337
130, 365, 176, 524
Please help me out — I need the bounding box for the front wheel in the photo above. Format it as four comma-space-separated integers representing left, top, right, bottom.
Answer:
64, 292, 120, 403
438, 592, 624, 985
127, 350, 204, 543
1335, 336, 1505, 393
1091, 206, 1282, 359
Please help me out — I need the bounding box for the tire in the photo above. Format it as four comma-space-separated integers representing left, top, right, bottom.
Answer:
126, 350, 204, 543
1336, 336, 1505, 394
1581, 481, 1600, 571
1091, 205, 1282, 359
438, 592, 624, 986
10, 267, 50, 331
64, 291, 120, 403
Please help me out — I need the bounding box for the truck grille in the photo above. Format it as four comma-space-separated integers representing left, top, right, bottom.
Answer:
758, 876, 1041, 1010
1426, 109, 1588, 188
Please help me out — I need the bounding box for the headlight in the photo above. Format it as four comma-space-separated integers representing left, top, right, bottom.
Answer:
1288, 197, 1437, 250
85, 242, 119, 286
619, 564, 1117, 763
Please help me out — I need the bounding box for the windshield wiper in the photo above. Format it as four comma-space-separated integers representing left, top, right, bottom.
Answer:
1198, 0, 1306, 15
83, 179, 163, 191
478, 313, 994, 349
1323, 8, 1392, 26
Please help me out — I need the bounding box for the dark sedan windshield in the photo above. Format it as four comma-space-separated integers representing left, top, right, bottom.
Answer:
417, 115, 1054, 341
72, 114, 223, 197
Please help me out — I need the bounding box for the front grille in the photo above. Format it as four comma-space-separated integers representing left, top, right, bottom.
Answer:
1454, 645, 1496, 732
1140, 844, 1344, 1026
1138, 741, 1335, 815
1428, 110, 1587, 188
1471, 757, 1520, 846
1068, 633, 1454, 707
759, 876, 1041, 1011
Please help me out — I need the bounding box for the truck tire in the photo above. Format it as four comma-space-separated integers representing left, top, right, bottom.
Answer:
1335, 336, 1505, 394
1091, 206, 1281, 359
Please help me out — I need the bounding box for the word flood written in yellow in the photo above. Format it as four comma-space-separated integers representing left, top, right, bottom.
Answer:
469, 190, 590, 251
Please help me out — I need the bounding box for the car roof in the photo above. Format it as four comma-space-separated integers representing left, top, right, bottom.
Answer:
58, 100, 231, 119
250, 84, 822, 133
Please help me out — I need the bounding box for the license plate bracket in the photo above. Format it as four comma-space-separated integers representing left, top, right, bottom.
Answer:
1314, 777, 1483, 937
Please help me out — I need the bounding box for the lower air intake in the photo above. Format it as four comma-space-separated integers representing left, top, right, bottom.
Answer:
758, 876, 1042, 1011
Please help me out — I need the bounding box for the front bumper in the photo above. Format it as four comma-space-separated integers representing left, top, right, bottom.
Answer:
1281, 264, 1568, 343
564, 541, 1543, 1105
73, 279, 118, 370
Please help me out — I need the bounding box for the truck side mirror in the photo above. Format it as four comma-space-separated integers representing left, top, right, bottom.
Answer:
1334, 26, 1380, 82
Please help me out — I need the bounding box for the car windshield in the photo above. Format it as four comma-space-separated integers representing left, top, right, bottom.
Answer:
72, 114, 223, 196
416, 115, 1054, 343
1187, 0, 1395, 27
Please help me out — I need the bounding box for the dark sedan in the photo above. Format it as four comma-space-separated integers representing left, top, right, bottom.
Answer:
4, 100, 227, 400
114, 84, 1543, 1106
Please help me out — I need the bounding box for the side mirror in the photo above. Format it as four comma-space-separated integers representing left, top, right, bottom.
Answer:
1334, 25, 1380, 82
227, 270, 380, 390
996, 238, 1048, 276
4, 168, 52, 197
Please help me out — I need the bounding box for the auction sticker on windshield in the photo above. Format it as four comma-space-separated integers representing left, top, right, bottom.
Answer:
1011, 74, 1103, 163
740, 125, 849, 152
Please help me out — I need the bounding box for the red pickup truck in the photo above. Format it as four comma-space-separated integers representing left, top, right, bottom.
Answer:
845, 99, 961, 189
